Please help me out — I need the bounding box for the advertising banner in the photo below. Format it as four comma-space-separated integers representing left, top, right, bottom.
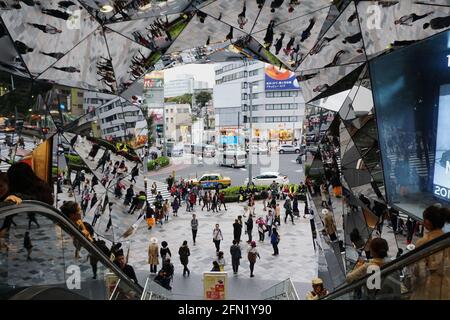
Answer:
203, 272, 227, 300
264, 64, 300, 91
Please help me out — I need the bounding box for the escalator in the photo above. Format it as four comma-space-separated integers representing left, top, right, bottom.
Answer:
0, 200, 143, 300
323, 232, 450, 300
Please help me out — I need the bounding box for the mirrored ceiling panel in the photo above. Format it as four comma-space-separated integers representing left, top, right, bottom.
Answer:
167, 12, 247, 54
106, 13, 190, 52
37, 28, 117, 94
358, 1, 450, 58
251, 6, 331, 70
1, 2, 99, 76
297, 62, 364, 103
0, 20, 30, 77
299, 1, 365, 71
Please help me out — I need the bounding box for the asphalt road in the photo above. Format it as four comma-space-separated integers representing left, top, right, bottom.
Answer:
150, 152, 305, 186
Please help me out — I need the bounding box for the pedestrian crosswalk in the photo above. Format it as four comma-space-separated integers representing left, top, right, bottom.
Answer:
386, 153, 435, 178
146, 179, 171, 203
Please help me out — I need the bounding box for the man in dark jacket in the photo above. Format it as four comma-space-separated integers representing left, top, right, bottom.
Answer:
114, 250, 138, 284
230, 240, 242, 274
233, 219, 242, 243
245, 215, 253, 243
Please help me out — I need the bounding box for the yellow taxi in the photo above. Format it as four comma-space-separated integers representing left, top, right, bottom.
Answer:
190, 173, 231, 189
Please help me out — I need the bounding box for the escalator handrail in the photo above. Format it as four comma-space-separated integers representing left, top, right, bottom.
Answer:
0, 200, 143, 298
323, 231, 450, 299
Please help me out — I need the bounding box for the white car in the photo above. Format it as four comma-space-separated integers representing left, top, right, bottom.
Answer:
245, 172, 289, 186
248, 144, 269, 154
278, 144, 302, 154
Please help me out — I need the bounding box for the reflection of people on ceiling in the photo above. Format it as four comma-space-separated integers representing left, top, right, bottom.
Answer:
347, 11, 358, 23
324, 50, 347, 68
14, 40, 33, 54
274, 33, 285, 54
225, 26, 234, 41
41, 9, 71, 20
395, 12, 433, 26
300, 18, 316, 42
237, 1, 248, 29
423, 15, 450, 30
39, 51, 65, 60
257, 0, 265, 9
342, 32, 362, 44
197, 11, 207, 23
310, 35, 338, 55
58, 1, 76, 9
313, 84, 330, 93
288, 0, 300, 13
26, 23, 62, 34
289, 44, 302, 68
283, 36, 295, 55
206, 35, 210, 45
264, 20, 275, 48
297, 72, 318, 81
52, 66, 80, 73
270, 0, 284, 13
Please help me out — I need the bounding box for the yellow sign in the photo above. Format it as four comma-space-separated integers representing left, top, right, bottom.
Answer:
203, 272, 227, 300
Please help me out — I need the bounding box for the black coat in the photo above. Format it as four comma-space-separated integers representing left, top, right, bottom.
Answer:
245, 217, 253, 231
233, 222, 242, 239
178, 245, 190, 265
230, 245, 242, 263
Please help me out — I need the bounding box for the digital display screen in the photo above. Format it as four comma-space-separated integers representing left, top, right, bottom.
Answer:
433, 84, 450, 201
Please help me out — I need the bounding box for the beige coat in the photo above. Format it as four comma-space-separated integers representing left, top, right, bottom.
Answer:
324, 213, 337, 235
346, 258, 387, 283
148, 243, 159, 265
410, 229, 449, 300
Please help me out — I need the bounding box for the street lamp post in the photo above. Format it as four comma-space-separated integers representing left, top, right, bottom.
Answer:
248, 84, 253, 185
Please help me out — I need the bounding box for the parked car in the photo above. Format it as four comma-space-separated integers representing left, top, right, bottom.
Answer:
190, 173, 232, 189
171, 145, 184, 157
244, 172, 289, 186
247, 144, 269, 154
278, 144, 301, 154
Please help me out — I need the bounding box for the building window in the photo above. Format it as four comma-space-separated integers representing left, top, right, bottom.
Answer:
242, 82, 248, 89
242, 93, 248, 100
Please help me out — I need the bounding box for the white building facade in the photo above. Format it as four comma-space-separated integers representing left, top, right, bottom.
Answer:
213, 61, 304, 144
164, 74, 209, 98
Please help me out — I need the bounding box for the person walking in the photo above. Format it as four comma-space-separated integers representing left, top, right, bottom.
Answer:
275, 203, 281, 226
271, 227, 280, 255
24, 231, 33, 261
172, 196, 180, 216
233, 218, 242, 243
178, 240, 191, 277
148, 237, 159, 274
284, 197, 295, 225
191, 214, 198, 245
129, 163, 139, 183
230, 240, 242, 274
247, 241, 260, 277
218, 191, 227, 211
213, 224, 223, 252
27, 212, 40, 229
323, 209, 337, 242
266, 210, 274, 237
245, 215, 253, 243
160, 241, 172, 266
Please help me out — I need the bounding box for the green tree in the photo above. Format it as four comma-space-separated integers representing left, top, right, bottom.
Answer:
194, 91, 212, 128
164, 93, 192, 105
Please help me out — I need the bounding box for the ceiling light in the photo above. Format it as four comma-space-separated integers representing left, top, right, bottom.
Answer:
100, 4, 114, 13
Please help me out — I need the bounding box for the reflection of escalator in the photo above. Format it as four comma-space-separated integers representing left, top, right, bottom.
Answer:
0, 201, 143, 300
323, 232, 449, 300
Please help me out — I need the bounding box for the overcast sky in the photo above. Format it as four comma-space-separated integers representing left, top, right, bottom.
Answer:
163, 63, 217, 87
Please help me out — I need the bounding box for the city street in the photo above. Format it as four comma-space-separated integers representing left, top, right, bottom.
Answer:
149, 153, 304, 186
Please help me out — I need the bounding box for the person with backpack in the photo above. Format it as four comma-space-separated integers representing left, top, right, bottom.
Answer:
247, 241, 260, 277
160, 241, 171, 266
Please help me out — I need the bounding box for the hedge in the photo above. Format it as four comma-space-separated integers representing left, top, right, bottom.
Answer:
147, 156, 170, 171
221, 184, 300, 203
65, 154, 84, 166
